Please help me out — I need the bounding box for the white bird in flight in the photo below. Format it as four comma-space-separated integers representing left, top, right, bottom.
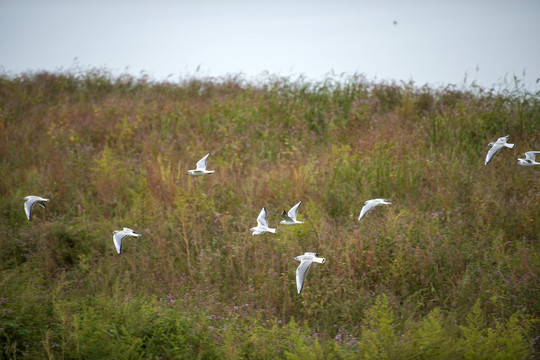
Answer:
187, 153, 215, 176
23, 195, 49, 220
517, 151, 540, 166
113, 227, 140, 254
250, 207, 276, 235
294, 252, 325, 294
280, 201, 304, 225
485, 135, 514, 165
358, 198, 391, 220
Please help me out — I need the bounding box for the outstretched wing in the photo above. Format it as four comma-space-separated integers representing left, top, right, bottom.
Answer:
525, 151, 540, 161
256, 207, 268, 228
24, 199, 37, 220
287, 201, 302, 221
196, 153, 210, 170
485, 144, 502, 165
296, 259, 313, 294
113, 232, 126, 254
358, 201, 378, 220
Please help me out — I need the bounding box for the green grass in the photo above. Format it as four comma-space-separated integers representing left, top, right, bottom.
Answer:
0, 69, 539, 359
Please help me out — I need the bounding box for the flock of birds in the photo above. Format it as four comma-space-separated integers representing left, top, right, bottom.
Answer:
22, 135, 538, 294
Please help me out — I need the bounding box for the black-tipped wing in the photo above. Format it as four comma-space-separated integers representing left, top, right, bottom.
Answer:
113, 233, 127, 254
196, 153, 210, 170
256, 207, 268, 228
287, 201, 302, 220
24, 200, 37, 220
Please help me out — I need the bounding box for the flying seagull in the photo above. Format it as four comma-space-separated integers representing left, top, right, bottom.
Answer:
294, 252, 325, 294
23, 195, 49, 220
517, 151, 540, 166
250, 207, 276, 235
280, 201, 304, 225
485, 135, 514, 165
358, 198, 391, 220
113, 227, 140, 254
187, 153, 215, 176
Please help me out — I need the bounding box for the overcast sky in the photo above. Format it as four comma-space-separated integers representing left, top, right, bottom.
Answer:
1, 0, 539, 89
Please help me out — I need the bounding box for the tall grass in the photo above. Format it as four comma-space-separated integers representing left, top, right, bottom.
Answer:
0, 69, 539, 358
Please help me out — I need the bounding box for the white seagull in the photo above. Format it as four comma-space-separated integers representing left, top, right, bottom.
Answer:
187, 153, 215, 176
294, 252, 325, 294
250, 207, 276, 235
280, 201, 304, 225
23, 195, 49, 220
485, 135, 515, 165
358, 198, 391, 221
517, 151, 540, 166
113, 227, 140, 254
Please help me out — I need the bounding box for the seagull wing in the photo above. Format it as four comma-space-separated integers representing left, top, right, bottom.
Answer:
196, 153, 210, 170
485, 144, 503, 165
358, 201, 378, 220
287, 201, 302, 221
281, 210, 294, 222
525, 151, 540, 161
296, 258, 313, 294
113, 232, 127, 254
24, 199, 36, 220
256, 207, 268, 228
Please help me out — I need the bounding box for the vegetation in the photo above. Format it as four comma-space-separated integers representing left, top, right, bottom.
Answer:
0, 69, 538, 359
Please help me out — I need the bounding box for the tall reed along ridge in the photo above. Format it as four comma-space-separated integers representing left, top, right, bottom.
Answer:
0, 70, 538, 358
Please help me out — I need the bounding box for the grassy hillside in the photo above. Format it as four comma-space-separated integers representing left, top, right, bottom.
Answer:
0, 70, 539, 359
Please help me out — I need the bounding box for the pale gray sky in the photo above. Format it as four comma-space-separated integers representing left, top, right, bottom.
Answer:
1, 0, 539, 89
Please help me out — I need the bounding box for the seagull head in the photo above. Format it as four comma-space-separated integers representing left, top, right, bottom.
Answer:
187, 170, 194, 175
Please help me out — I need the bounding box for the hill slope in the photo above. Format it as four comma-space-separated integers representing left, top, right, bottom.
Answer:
0, 71, 539, 358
